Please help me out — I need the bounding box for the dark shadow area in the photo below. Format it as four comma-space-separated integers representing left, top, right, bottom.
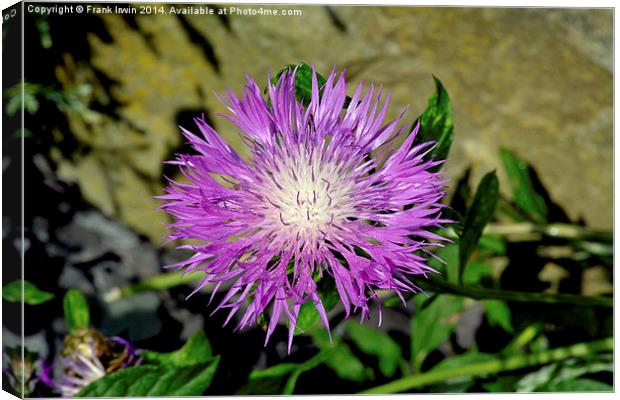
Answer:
325, 6, 348, 33
176, 14, 221, 73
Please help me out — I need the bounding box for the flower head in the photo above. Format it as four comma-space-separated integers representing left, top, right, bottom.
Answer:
160, 66, 448, 351
55, 329, 140, 396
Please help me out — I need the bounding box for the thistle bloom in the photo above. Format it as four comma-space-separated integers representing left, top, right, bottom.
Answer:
55, 329, 140, 396
57, 346, 106, 397
161, 66, 448, 351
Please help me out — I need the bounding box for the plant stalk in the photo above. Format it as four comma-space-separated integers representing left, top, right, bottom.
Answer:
410, 275, 612, 308
359, 337, 613, 394
109, 270, 612, 309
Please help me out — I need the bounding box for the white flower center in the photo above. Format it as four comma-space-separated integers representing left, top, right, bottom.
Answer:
259, 147, 354, 248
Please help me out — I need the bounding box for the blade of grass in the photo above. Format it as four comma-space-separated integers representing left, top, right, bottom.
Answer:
359, 337, 613, 394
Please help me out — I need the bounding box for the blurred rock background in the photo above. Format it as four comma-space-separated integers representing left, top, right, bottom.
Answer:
44, 6, 612, 245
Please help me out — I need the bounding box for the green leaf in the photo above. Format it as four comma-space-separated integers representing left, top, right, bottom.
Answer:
530, 334, 550, 353
483, 299, 513, 333
236, 377, 282, 395
294, 301, 320, 334
244, 363, 306, 395
347, 322, 402, 377
482, 375, 522, 392
411, 294, 465, 371
551, 355, 613, 384
2, 279, 54, 305
23, 92, 39, 114
5, 95, 21, 116
544, 379, 612, 392
362, 338, 612, 394
516, 354, 613, 392
271, 63, 327, 106
429, 242, 459, 284
414, 76, 454, 168
63, 289, 90, 333
459, 171, 499, 283
5, 83, 45, 116
462, 260, 492, 286
313, 330, 367, 382
324, 344, 368, 383
516, 363, 559, 392
427, 380, 476, 393
477, 234, 506, 256
76, 357, 219, 396
250, 336, 338, 395
294, 280, 339, 335
431, 351, 498, 373
250, 363, 299, 380
499, 148, 548, 223
281, 349, 332, 394
141, 330, 212, 366
428, 351, 498, 391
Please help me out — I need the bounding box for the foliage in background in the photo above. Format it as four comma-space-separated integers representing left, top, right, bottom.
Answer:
3, 279, 54, 305
75, 328, 220, 397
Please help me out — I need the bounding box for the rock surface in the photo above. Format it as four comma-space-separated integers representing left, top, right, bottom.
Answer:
52, 6, 613, 241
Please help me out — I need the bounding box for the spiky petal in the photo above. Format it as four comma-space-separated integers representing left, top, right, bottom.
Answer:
160, 66, 449, 352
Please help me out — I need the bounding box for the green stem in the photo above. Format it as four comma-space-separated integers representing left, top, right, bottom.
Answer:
283, 349, 332, 395
413, 275, 612, 308
111, 270, 611, 309
359, 337, 613, 394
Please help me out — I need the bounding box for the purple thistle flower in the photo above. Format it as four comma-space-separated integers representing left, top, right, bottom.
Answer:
57, 345, 107, 397
160, 66, 449, 352
55, 329, 141, 396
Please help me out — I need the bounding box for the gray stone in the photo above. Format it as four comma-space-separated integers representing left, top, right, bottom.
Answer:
57, 265, 96, 295
455, 302, 485, 349
98, 292, 163, 341
55, 210, 160, 279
